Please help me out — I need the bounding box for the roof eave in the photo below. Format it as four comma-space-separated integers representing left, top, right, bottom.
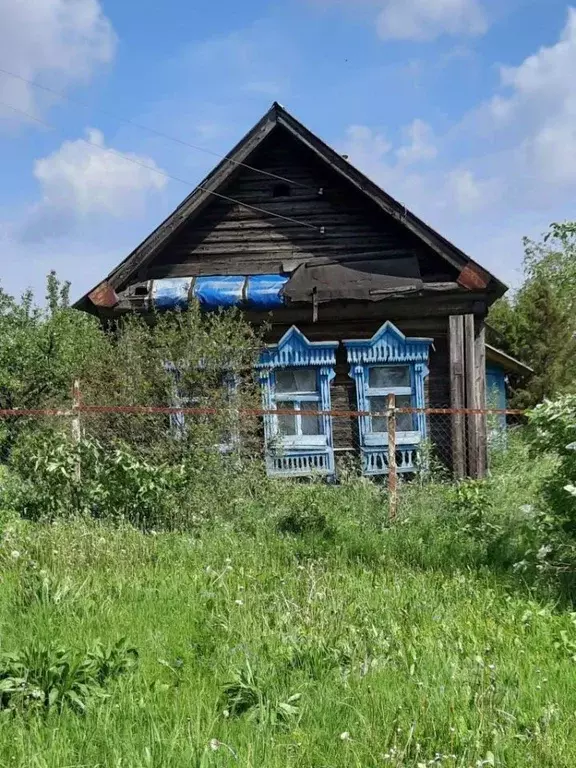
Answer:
486, 344, 533, 377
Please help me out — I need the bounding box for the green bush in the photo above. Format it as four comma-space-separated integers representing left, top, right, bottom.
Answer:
0, 638, 137, 714
527, 395, 576, 530
9, 432, 189, 529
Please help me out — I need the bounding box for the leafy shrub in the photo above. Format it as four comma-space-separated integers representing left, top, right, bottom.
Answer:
527, 395, 576, 530
9, 432, 189, 529
0, 465, 18, 530
0, 638, 138, 714
220, 662, 301, 726
276, 500, 332, 537
447, 480, 500, 540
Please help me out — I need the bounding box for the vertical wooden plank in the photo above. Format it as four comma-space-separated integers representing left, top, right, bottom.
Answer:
71, 379, 81, 444
449, 316, 466, 478
71, 379, 82, 483
475, 324, 487, 478
387, 393, 398, 521
464, 314, 479, 478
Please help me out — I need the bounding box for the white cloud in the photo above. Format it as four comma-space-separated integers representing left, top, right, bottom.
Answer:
445, 168, 497, 213
0, 0, 115, 124
487, 7, 576, 187
340, 121, 490, 215
396, 119, 437, 164
309, 0, 487, 40
342, 125, 392, 169
376, 0, 487, 41
22, 128, 167, 241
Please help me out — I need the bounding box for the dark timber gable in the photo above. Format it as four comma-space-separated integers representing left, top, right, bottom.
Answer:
76, 102, 506, 312
145, 128, 460, 284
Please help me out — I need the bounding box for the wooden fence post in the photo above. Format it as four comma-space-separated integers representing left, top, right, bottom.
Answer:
71, 379, 81, 444
449, 315, 466, 478
387, 393, 397, 521
71, 379, 82, 482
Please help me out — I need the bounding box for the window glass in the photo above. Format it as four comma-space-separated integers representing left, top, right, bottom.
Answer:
370, 394, 413, 432
277, 403, 297, 436
276, 369, 317, 394
370, 396, 388, 433
368, 366, 410, 389
301, 401, 321, 435
396, 395, 414, 432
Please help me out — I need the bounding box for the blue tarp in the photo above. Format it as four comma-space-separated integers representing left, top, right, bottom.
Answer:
246, 275, 288, 310
193, 276, 245, 309
150, 275, 288, 311
152, 278, 193, 310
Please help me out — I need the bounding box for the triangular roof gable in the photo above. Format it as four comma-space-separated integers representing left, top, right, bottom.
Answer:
257, 326, 338, 369
344, 321, 433, 364
76, 102, 506, 310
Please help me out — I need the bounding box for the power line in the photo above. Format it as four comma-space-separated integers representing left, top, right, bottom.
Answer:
0, 66, 315, 190
0, 101, 320, 232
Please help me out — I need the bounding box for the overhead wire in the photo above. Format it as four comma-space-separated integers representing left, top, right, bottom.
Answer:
0, 101, 321, 232
0, 66, 316, 190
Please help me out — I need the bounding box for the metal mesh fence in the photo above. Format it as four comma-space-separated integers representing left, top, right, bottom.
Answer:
0, 384, 528, 508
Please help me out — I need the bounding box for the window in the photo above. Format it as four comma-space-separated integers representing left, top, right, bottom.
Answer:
166, 363, 239, 452
274, 369, 321, 438
367, 366, 414, 434
257, 327, 338, 477
344, 322, 433, 475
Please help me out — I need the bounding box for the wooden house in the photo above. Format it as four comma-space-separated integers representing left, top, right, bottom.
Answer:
76, 102, 522, 480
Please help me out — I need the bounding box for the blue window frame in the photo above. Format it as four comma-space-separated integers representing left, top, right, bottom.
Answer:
165, 362, 239, 453
344, 322, 433, 476
257, 327, 337, 477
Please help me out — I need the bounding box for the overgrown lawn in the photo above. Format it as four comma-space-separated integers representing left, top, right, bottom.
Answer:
2, 471, 576, 767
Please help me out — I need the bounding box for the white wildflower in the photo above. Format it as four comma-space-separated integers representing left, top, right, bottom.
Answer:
339, 731, 351, 741
10, 550, 20, 560
235, 599, 244, 606
209, 738, 220, 751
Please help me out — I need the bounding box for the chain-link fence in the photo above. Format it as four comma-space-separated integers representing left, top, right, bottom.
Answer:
0, 382, 528, 519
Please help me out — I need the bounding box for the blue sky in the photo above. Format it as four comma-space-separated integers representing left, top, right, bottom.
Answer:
0, 0, 574, 301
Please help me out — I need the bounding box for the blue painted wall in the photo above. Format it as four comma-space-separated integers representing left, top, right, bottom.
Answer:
486, 364, 507, 410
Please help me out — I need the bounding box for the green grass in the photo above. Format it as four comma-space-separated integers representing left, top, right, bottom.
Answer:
1, 441, 575, 767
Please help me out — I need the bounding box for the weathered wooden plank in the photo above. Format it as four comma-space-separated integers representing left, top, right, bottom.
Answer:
180, 231, 409, 247
475, 324, 487, 478
173, 212, 385, 230
140, 129, 463, 289
464, 313, 479, 478
449, 315, 466, 479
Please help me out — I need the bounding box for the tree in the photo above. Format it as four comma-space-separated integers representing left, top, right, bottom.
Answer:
488, 223, 576, 408
0, 272, 105, 412
0, 272, 263, 461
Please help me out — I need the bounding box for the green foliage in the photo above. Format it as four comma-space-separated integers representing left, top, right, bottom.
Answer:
0, 272, 263, 472
9, 432, 192, 529
488, 222, 576, 407
446, 480, 507, 554
0, 272, 105, 412
276, 495, 333, 538
221, 662, 301, 726
0, 638, 137, 714
527, 395, 576, 530
2, 496, 576, 765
